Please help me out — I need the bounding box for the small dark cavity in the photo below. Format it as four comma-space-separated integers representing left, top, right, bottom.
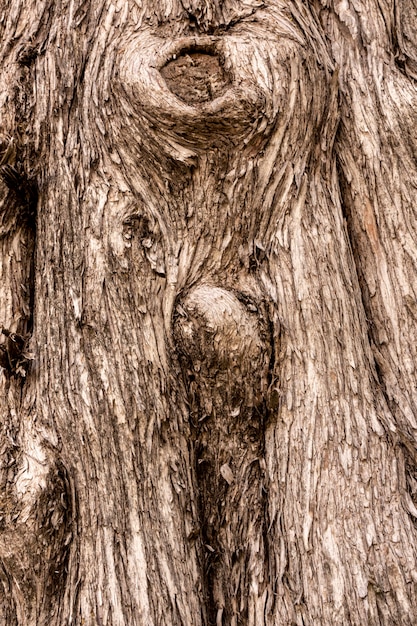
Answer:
160, 51, 231, 105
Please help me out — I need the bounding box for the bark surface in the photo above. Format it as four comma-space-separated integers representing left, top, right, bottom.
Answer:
0, 1, 416, 625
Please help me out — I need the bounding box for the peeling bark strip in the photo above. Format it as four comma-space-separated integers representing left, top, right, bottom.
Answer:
0, 0, 416, 625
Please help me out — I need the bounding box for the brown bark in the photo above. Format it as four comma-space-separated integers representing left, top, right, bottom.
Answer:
0, 1, 416, 625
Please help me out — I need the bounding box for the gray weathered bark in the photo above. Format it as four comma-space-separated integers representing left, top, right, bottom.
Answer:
0, 0, 417, 624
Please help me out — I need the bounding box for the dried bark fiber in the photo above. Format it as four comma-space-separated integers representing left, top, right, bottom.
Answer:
0, 0, 416, 625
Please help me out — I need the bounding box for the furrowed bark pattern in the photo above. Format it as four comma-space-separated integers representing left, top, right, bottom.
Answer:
0, 0, 416, 625
318, 0, 417, 451
0, 33, 72, 624
111, 8, 316, 621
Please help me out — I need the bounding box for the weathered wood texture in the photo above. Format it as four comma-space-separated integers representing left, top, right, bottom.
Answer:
0, 0, 416, 624
318, 0, 417, 450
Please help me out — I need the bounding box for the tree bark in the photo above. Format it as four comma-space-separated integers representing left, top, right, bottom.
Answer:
0, 0, 417, 624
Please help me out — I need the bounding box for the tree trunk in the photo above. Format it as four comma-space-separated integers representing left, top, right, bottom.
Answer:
0, 0, 417, 624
